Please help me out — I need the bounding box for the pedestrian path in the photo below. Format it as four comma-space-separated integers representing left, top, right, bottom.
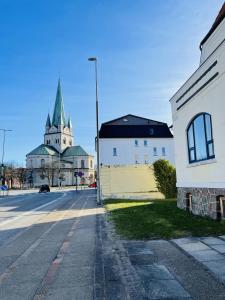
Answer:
173, 236, 225, 285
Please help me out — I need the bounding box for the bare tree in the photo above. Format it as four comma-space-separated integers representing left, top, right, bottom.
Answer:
16, 168, 27, 189
39, 162, 57, 186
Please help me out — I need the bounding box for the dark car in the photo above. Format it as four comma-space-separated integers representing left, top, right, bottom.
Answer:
88, 182, 97, 188
39, 184, 50, 193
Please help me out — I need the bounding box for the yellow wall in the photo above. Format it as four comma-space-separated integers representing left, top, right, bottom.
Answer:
100, 164, 164, 200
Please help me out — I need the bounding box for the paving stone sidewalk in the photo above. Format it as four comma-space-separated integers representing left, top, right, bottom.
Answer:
101, 212, 225, 299
173, 236, 225, 286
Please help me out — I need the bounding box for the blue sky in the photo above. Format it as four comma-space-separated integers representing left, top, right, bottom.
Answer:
0, 0, 223, 165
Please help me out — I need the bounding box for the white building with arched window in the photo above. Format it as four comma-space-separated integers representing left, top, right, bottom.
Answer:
170, 3, 225, 219
26, 79, 94, 187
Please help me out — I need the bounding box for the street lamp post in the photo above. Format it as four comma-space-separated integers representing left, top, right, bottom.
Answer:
0, 128, 12, 185
88, 57, 101, 205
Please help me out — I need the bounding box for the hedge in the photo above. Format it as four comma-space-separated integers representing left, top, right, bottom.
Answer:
153, 159, 177, 198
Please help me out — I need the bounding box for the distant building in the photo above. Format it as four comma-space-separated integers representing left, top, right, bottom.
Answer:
170, 3, 225, 219
26, 79, 94, 187
99, 114, 174, 166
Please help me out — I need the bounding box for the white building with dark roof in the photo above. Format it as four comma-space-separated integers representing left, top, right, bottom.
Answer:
99, 114, 174, 166
170, 3, 225, 219
26, 79, 94, 187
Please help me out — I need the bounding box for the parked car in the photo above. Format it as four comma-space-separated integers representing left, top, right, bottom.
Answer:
39, 184, 50, 193
88, 182, 97, 188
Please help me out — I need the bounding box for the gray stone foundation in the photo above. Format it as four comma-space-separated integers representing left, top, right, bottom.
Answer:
177, 187, 225, 220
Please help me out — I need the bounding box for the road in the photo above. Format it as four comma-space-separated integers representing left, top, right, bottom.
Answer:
0, 189, 103, 300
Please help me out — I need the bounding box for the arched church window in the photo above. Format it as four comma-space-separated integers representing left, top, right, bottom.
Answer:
69, 140, 72, 146
41, 159, 45, 167
90, 160, 93, 168
187, 113, 215, 163
63, 139, 66, 144
81, 160, 85, 169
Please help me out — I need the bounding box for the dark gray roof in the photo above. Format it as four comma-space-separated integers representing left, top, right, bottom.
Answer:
99, 115, 173, 138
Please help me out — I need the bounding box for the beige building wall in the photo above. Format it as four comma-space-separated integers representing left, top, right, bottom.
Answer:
100, 164, 164, 200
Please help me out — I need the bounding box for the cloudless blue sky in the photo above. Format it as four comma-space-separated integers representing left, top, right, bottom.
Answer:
0, 0, 223, 165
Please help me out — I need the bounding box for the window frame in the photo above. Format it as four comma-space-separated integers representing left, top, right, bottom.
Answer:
113, 147, 117, 156
187, 113, 215, 164
153, 147, 157, 156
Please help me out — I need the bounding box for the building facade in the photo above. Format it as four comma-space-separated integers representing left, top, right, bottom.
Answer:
99, 114, 174, 166
26, 80, 94, 187
170, 4, 225, 219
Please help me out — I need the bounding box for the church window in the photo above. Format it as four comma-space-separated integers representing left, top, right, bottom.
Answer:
41, 159, 45, 167
63, 138, 66, 144
90, 160, 93, 168
69, 140, 72, 146
55, 139, 57, 144
81, 160, 85, 168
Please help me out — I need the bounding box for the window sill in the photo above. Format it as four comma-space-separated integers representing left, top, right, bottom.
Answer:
187, 158, 217, 168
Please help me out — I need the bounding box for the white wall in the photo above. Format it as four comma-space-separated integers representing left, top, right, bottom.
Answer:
99, 138, 174, 166
200, 18, 225, 64
170, 23, 225, 189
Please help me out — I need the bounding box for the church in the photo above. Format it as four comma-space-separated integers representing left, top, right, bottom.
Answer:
26, 79, 94, 187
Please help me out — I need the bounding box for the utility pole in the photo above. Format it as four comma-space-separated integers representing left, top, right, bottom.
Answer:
0, 129, 12, 185
88, 57, 101, 205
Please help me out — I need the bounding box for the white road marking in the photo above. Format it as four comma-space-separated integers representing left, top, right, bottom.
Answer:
0, 192, 67, 228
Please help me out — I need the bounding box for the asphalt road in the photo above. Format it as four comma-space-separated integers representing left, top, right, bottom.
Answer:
0, 189, 100, 300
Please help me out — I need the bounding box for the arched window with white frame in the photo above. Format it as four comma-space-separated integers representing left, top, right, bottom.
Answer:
187, 113, 215, 163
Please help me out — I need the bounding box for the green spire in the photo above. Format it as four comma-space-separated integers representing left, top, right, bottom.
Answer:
52, 79, 66, 127
68, 116, 72, 128
46, 113, 51, 128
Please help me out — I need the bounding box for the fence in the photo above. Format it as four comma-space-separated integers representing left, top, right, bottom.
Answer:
100, 164, 164, 200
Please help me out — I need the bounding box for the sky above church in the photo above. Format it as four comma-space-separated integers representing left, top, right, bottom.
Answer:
0, 0, 223, 165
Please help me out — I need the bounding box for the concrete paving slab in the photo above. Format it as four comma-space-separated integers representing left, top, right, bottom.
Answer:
190, 249, 225, 262
202, 237, 225, 246
172, 237, 200, 245
123, 241, 154, 255
145, 279, 190, 299
129, 253, 157, 265
136, 264, 174, 280
210, 244, 225, 253
177, 241, 210, 252
203, 259, 225, 275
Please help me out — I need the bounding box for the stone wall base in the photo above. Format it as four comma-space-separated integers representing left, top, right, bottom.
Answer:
177, 187, 225, 220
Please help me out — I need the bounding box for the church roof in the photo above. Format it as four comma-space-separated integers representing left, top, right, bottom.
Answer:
62, 145, 89, 157
52, 79, 66, 127
46, 113, 51, 127
27, 144, 59, 156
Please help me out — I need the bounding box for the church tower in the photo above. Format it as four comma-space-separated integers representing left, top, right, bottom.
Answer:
44, 79, 74, 152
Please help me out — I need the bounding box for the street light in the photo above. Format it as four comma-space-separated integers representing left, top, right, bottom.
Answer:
0, 128, 12, 185
88, 57, 101, 205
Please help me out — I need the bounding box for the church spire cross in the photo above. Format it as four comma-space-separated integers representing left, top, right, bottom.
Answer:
52, 79, 66, 127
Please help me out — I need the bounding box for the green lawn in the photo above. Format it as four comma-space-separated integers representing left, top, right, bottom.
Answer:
104, 199, 225, 240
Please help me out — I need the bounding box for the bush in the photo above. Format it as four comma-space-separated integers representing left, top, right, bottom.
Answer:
153, 159, 177, 198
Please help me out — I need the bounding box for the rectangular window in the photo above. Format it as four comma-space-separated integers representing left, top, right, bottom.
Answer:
113, 148, 117, 156
135, 154, 139, 164
162, 147, 166, 156
144, 154, 148, 164
135, 140, 138, 147
144, 140, 147, 147
81, 160, 85, 168
153, 147, 157, 156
